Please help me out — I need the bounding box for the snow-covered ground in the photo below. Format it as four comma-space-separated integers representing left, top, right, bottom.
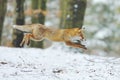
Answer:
0, 45, 120, 80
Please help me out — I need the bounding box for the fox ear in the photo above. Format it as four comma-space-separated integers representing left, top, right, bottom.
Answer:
74, 28, 80, 31
78, 28, 82, 32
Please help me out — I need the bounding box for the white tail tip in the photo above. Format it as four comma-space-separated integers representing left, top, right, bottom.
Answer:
13, 25, 17, 28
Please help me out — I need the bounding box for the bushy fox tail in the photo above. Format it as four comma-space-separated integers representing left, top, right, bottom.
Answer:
13, 25, 33, 33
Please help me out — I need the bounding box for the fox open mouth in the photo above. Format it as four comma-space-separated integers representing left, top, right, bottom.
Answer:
70, 36, 84, 42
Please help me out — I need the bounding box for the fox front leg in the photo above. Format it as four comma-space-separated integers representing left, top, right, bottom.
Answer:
65, 41, 87, 50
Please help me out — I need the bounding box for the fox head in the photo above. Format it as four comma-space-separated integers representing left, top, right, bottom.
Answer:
72, 28, 85, 40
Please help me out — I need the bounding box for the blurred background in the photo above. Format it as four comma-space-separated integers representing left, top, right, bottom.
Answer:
0, 0, 120, 57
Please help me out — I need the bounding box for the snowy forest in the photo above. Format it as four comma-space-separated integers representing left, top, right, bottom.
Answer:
0, 0, 120, 80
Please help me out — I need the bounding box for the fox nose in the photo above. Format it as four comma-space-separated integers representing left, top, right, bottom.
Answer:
80, 38, 83, 41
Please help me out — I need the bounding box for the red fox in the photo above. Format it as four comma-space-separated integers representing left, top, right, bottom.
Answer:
13, 24, 87, 49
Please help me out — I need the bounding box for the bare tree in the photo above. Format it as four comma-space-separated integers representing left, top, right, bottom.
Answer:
12, 0, 25, 47
0, 0, 7, 45
60, 0, 87, 52
60, 0, 87, 29
30, 0, 47, 48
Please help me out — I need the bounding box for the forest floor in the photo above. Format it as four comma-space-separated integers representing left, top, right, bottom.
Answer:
0, 45, 120, 80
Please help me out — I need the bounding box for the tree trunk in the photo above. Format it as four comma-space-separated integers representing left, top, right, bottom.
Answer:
30, 0, 47, 48
60, 0, 87, 52
0, 0, 7, 45
60, 0, 87, 29
12, 0, 25, 47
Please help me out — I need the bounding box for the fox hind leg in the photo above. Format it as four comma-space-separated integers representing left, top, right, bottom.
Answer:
20, 33, 33, 46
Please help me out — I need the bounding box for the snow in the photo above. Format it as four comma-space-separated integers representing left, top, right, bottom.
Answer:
0, 46, 120, 80
94, 28, 113, 39
86, 39, 107, 49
